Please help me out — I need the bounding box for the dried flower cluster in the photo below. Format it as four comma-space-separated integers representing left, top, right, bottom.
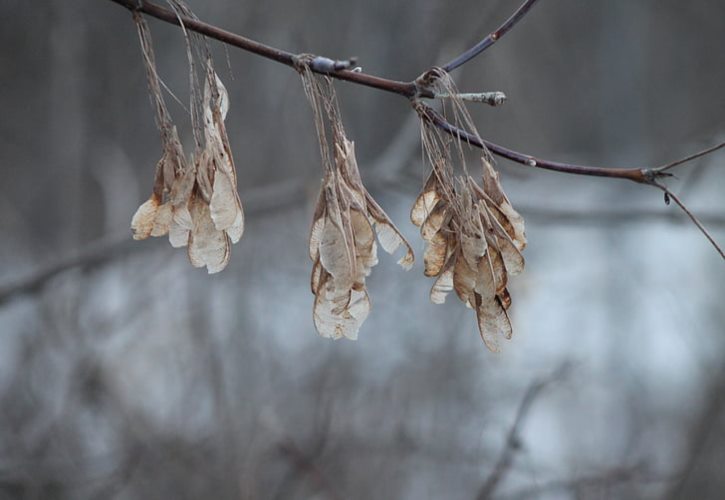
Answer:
411, 68, 526, 351
301, 66, 414, 339
130, 11, 243, 273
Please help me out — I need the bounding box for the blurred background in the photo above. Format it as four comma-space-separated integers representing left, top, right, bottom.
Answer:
1, 1, 724, 498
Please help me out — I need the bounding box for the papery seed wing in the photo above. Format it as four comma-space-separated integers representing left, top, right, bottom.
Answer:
210, 169, 243, 237
169, 162, 196, 207
476, 247, 508, 298
411, 171, 441, 227
350, 207, 378, 283
453, 251, 477, 308
131, 195, 161, 240
319, 213, 353, 289
475, 292, 512, 352
169, 204, 192, 248
309, 186, 327, 261
311, 257, 325, 294
195, 150, 214, 203
335, 139, 366, 207
498, 201, 526, 251
313, 288, 370, 340
479, 163, 526, 250
423, 231, 449, 277
224, 201, 244, 244
213, 71, 230, 120
187, 195, 231, 273
430, 253, 456, 304
483, 206, 525, 276
460, 231, 487, 271
481, 158, 506, 205
420, 202, 449, 242
150, 202, 173, 237
365, 192, 414, 270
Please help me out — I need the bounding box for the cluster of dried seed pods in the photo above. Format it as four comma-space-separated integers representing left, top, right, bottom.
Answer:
302, 67, 413, 340
129, 7, 526, 349
130, 12, 243, 273
411, 160, 526, 351
409, 67, 526, 351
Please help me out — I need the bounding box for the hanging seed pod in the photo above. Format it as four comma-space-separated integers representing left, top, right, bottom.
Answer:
411, 67, 526, 351
301, 64, 413, 339
130, 4, 244, 273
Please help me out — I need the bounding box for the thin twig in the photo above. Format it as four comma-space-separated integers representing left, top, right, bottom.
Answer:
497, 465, 664, 500
476, 366, 569, 500
654, 141, 725, 173
441, 0, 543, 72
419, 103, 652, 182
517, 206, 725, 227
653, 182, 725, 260
109, 0, 418, 97
0, 233, 134, 306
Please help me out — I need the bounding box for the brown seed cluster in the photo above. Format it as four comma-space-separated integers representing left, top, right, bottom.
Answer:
310, 136, 414, 339
130, 9, 526, 348
411, 67, 526, 351
130, 13, 243, 273
302, 68, 413, 340
411, 161, 526, 351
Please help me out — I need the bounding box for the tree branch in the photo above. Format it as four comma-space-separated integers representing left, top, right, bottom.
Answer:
441, 0, 543, 72
103, 0, 725, 258
418, 103, 654, 183
476, 366, 568, 500
107, 0, 717, 184
108, 0, 418, 97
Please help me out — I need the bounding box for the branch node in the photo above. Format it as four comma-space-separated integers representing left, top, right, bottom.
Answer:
306, 55, 359, 74
642, 168, 673, 184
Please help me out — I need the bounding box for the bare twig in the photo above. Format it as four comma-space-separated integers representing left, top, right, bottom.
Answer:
441, 0, 543, 72
109, 0, 418, 97
419, 103, 654, 183
652, 182, 724, 260
497, 465, 665, 500
276, 439, 344, 500
653, 141, 725, 173
476, 366, 569, 500
0, 233, 134, 306
517, 206, 725, 227
665, 363, 725, 500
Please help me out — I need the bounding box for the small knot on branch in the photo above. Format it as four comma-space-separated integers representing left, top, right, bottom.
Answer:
293, 54, 359, 74
413, 67, 447, 98
641, 168, 674, 184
